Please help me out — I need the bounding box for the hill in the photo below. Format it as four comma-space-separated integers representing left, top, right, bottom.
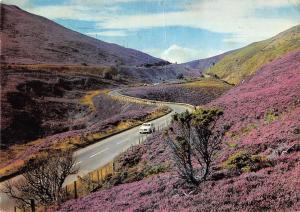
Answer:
160, 51, 233, 78
0, 3, 230, 82
58, 49, 300, 211
181, 50, 233, 70
206, 25, 300, 84
0, 4, 163, 66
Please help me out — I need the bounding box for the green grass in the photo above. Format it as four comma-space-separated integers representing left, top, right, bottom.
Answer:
264, 110, 279, 124
207, 25, 300, 85
184, 78, 231, 89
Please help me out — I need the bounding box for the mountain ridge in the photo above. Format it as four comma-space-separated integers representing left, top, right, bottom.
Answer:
206, 25, 300, 84
0, 4, 164, 66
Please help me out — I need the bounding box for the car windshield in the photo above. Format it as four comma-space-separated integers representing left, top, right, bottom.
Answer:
143, 123, 151, 126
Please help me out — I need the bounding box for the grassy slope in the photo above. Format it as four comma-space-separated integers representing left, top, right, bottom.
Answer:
207, 25, 300, 84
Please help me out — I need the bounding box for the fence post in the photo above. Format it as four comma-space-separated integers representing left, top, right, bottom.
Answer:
65, 185, 68, 197
14, 206, 17, 212
30, 199, 35, 212
97, 170, 100, 185
74, 181, 78, 199
90, 173, 94, 190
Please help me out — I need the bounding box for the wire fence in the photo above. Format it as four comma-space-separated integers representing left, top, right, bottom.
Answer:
12, 115, 172, 211
62, 121, 171, 201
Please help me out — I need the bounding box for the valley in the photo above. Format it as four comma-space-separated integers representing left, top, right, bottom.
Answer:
0, 2, 299, 212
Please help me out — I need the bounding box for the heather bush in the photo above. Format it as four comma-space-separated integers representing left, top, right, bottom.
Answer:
123, 78, 231, 105
98, 138, 169, 190
224, 151, 271, 174
57, 50, 300, 212
100, 163, 168, 190
165, 108, 225, 185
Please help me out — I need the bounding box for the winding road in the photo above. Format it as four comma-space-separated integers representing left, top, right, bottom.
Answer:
0, 89, 193, 211
65, 89, 194, 184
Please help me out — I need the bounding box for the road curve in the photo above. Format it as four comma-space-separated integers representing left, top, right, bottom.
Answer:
0, 89, 193, 211
64, 89, 193, 184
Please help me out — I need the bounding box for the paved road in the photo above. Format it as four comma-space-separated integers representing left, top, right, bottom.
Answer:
65, 90, 192, 184
0, 90, 192, 211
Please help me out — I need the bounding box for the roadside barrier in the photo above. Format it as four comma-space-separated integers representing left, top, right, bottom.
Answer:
108, 89, 196, 111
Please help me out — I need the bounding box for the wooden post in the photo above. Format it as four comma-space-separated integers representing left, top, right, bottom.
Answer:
74, 181, 78, 199
97, 170, 100, 185
30, 199, 35, 212
90, 173, 94, 190
14, 206, 17, 212
100, 169, 103, 181
65, 185, 68, 197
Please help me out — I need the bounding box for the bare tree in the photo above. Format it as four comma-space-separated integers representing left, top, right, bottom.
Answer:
165, 109, 225, 185
2, 151, 78, 209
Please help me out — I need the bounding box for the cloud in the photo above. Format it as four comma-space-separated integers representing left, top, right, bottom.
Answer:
96, 0, 299, 44
161, 45, 198, 63
26, 5, 107, 21
86, 30, 128, 37
3, 0, 299, 53
2, 0, 31, 7
159, 44, 222, 63
71, 0, 137, 6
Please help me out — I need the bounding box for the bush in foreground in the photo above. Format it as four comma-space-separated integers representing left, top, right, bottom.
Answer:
165, 108, 226, 185
2, 151, 77, 209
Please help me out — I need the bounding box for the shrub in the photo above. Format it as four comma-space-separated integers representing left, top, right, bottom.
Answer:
144, 164, 168, 177
264, 109, 279, 124
224, 151, 270, 174
165, 108, 225, 185
241, 123, 257, 134
177, 73, 184, 80
101, 163, 169, 190
2, 151, 78, 208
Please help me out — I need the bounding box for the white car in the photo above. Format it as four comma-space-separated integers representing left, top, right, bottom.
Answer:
139, 122, 155, 134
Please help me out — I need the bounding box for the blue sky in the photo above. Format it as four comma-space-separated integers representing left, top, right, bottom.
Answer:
3, 0, 300, 63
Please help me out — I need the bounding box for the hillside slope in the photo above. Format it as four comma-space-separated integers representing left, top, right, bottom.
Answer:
0, 4, 163, 66
181, 50, 234, 70
161, 51, 233, 78
58, 49, 300, 211
207, 25, 300, 84
0, 3, 231, 82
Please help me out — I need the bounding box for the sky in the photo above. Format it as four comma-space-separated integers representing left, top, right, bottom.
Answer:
2, 0, 300, 63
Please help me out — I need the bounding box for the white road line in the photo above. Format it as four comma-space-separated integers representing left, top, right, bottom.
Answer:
89, 148, 109, 158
